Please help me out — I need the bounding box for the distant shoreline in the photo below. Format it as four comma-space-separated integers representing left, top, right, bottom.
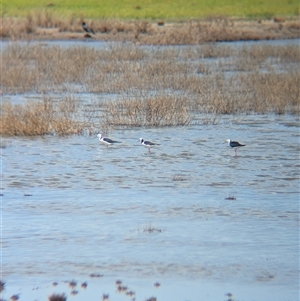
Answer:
1, 17, 299, 44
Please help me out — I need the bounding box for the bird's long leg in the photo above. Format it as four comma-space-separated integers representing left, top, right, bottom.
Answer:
235, 149, 237, 156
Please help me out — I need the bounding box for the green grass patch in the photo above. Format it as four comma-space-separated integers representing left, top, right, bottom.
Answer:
1, 0, 299, 19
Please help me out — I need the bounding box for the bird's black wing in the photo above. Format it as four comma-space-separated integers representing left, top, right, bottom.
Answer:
230, 141, 245, 147
103, 138, 120, 144
144, 140, 159, 146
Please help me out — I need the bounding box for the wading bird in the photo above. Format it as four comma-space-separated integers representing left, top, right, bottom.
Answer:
82, 22, 95, 35
226, 139, 245, 156
139, 138, 160, 153
98, 134, 121, 148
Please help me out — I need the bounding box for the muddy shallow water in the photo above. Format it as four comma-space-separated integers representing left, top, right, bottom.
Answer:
1, 113, 299, 300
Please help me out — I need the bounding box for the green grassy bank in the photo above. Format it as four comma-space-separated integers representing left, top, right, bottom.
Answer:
1, 0, 299, 19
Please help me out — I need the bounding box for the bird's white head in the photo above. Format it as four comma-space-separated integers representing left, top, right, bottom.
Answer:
226, 139, 231, 144
139, 138, 144, 143
97, 134, 102, 139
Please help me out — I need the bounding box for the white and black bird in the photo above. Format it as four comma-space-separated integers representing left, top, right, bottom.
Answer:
139, 138, 160, 153
82, 22, 95, 35
97, 134, 121, 147
226, 139, 245, 156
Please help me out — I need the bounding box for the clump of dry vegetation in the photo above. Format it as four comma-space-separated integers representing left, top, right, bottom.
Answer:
102, 95, 190, 127
0, 96, 86, 136
0, 42, 299, 136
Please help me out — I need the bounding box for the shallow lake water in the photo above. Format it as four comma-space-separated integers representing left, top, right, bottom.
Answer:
1, 113, 299, 300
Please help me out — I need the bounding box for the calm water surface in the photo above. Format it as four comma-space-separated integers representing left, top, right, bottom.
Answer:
1, 114, 299, 300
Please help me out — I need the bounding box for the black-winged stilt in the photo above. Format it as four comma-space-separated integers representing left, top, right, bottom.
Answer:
226, 139, 245, 156
139, 138, 160, 153
97, 134, 121, 148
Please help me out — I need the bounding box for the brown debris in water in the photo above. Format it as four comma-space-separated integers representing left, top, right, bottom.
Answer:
68, 280, 77, 288
102, 293, 109, 300
225, 196, 236, 200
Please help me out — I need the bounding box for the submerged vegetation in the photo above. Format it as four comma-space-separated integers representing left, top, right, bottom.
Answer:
0, 43, 299, 136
